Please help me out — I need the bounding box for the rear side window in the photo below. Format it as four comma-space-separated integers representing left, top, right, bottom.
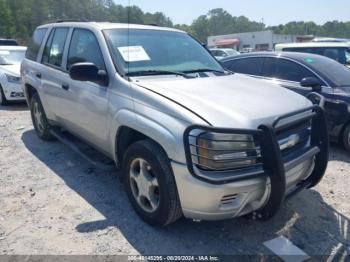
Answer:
263, 58, 315, 82
225, 57, 264, 76
67, 29, 105, 70
42, 28, 69, 67
26, 28, 47, 61
283, 47, 348, 64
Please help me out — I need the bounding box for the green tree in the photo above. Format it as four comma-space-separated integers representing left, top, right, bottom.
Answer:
0, 2, 349, 44
144, 12, 173, 27
0, 0, 14, 38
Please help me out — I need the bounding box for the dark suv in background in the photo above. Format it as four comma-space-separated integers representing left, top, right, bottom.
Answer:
222, 52, 350, 151
275, 42, 350, 68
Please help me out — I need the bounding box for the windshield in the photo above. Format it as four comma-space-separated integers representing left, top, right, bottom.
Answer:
304, 56, 350, 87
104, 29, 223, 76
0, 50, 26, 65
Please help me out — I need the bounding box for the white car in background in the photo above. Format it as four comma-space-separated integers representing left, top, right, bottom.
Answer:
209, 48, 240, 60
0, 46, 27, 105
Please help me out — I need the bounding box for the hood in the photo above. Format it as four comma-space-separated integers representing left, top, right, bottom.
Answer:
134, 74, 312, 129
0, 64, 20, 76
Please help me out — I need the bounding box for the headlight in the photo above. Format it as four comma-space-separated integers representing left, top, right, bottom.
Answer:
188, 129, 261, 171
5, 74, 21, 83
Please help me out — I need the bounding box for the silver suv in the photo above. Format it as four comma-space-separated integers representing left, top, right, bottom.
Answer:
21, 22, 329, 226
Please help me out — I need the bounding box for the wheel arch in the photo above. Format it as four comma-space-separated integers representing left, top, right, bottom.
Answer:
24, 83, 38, 103
114, 125, 172, 168
340, 119, 350, 144
110, 109, 187, 168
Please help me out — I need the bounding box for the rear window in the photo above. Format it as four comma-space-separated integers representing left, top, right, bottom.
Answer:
26, 28, 48, 61
304, 56, 350, 87
42, 28, 69, 67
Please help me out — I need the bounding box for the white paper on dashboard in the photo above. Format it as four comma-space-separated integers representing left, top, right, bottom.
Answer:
117, 46, 151, 62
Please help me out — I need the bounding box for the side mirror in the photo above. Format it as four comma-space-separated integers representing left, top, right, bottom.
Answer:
69, 62, 109, 86
300, 77, 322, 92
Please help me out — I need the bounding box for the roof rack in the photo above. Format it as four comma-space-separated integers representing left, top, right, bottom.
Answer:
55, 18, 89, 23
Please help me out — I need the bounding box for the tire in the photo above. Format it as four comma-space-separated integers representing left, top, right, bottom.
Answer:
123, 139, 182, 226
30, 92, 54, 141
342, 124, 350, 152
0, 85, 8, 105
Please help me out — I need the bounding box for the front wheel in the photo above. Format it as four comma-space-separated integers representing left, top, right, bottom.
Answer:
30, 93, 54, 141
343, 124, 350, 152
123, 140, 182, 227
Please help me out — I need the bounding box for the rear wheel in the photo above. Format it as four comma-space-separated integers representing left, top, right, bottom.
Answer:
0, 85, 8, 105
30, 93, 54, 141
123, 140, 182, 226
343, 124, 350, 152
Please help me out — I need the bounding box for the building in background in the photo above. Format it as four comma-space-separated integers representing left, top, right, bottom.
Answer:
208, 30, 313, 51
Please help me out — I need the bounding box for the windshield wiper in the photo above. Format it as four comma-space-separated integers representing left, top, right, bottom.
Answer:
126, 70, 196, 78
183, 68, 229, 74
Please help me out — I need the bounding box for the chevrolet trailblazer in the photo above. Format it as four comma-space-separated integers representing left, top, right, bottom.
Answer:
21, 22, 329, 226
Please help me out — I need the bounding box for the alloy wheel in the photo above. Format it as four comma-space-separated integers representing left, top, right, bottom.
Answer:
33, 102, 44, 133
129, 158, 160, 213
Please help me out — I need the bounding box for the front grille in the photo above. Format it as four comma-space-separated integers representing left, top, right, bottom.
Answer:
276, 119, 312, 160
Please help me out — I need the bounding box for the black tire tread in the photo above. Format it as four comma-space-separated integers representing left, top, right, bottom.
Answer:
30, 92, 54, 141
343, 124, 350, 152
123, 139, 182, 226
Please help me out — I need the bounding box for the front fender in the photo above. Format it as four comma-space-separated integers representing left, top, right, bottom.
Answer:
109, 108, 190, 164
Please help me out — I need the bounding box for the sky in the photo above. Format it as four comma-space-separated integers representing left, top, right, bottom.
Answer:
119, 0, 349, 26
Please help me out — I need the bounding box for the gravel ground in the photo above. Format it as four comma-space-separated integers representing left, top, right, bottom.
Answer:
0, 102, 350, 257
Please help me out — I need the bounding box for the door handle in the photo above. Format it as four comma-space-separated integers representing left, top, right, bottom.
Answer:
35, 73, 41, 79
61, 83, 70, 91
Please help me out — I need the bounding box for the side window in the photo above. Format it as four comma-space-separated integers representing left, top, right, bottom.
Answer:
26, 28, 48, 61
263, 58, 314, 82
322, 48, 346, 64
283, 47, 320, 56
346, 49, 350, 64
217, 51, 227, 57
67, 29, 105, 70
42, 30, 54, 64
42, 28, 69, 67
226, 58, 264, 76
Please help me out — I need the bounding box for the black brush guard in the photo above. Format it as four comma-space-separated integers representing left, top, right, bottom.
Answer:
253, 105, 329, 221
184, 102, 329, 221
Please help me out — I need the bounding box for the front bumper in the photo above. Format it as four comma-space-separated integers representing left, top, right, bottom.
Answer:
2, 82, 25, 101
175, 106, 329, 221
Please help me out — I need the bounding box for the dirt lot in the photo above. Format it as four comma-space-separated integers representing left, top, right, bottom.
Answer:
0, 102, 350, 257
